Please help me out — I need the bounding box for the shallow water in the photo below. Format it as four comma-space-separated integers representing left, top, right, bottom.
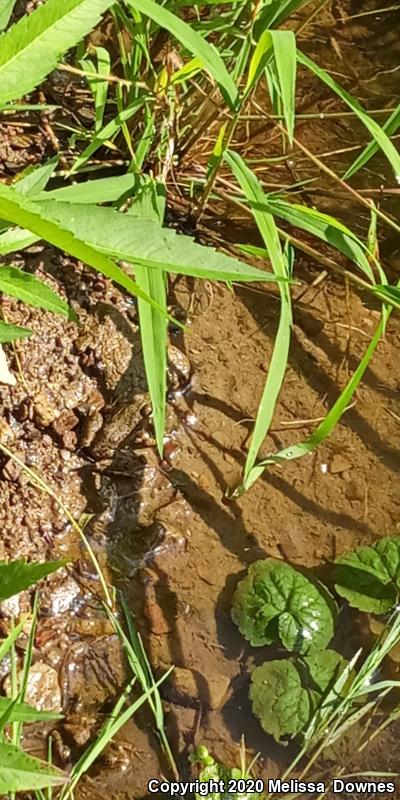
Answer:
1, 1, 400, 798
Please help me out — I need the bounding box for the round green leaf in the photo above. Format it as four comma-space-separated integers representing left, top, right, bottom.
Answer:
249, 649, 348, 743
334, 537, 400, 614
249, 660, 316, 742
232, 559, 335, 653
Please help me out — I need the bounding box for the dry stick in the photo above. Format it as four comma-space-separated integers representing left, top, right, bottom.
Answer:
0, 442, 112, 607
296, 0, 331, 36
284, 127, 400, 236
57, 62, 149, 91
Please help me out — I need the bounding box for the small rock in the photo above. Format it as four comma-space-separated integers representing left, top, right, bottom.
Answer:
345, 479, 365, 502
5, 662, 62, 713
329, 453, 353, 474
33, 391, 58, 428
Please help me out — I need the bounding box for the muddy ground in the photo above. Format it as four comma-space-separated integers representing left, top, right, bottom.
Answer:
1, 1, 400, 798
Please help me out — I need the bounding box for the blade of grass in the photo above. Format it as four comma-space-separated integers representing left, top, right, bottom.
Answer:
124, 0, 239, 110
67, 97, 146, 175
241, 310, 388, 491
298, 51, 400, 181
224, 150, 292, 492
344, 104, 400, 179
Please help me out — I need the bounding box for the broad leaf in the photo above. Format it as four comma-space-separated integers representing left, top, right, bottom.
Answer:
0, 266, 74, 319
0, 184, 168, 316
249, 660, 316, 741
334, 537, 400, 614
0, 225, 39, 255
0, 743, 65, 793
231, 559, 335, 653
0, 0, 114, 105
0, 559, 65, 602
38, 173, 137, 204
249, 649, 347, 742
35, 200, 282, 284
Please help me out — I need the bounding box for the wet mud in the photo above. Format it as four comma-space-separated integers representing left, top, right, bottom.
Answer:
1, 1, 400, 798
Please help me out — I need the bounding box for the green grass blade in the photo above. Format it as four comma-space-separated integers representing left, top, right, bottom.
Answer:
38, 173, 136, 204
270, 31, 296, 145
264, 197, 376, 281
67, 97, 146, 175
61, 672, 172, 799
124, 0, 239, 110
0, 0, 114, 105
132, 179, 167, 456
256, 0, 309, 28
298, 51, 400, 180
136, 266, 167, 456
0, 184, 169, 316
244, 315, 386, 489
224, 150, 292, 490
344, 104, 400, 180
87, 46, 111, 132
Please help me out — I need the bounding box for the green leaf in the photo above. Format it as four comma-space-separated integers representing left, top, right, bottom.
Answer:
82, 45, 110, 133
0, 183, 168, 316
35, 199, 282, 284
302, 649, 348, 694
124, 0, 239, 110
38, 173, 137, 204
133, 179, 168, 456
0, 0, 18, 33
249, 660, 315, 741
255, 0, 307, 29
0, 0, 114, 105
334, 537, 400, 614
0, 266, 74, 319
265, 197, 376, 282
242, 313, 387, 489
0, 225, 39, 255
249, 649, 347, 742
298, 51, 400, 181
0, 696, 62, 723
224, 150, 292, 492
0, 320, 32, 342
68, 97, 146, 176
231, 558, 335, 653
13, 157, 58, 198
0, 559, 65, 602
0, 742, 66, 793
344, 105, 400, 180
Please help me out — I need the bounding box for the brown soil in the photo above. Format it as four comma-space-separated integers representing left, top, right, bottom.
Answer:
1, 1, 400, 799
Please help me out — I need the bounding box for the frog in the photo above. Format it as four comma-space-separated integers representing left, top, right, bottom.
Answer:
86, 392, 149, 461
85, 344, 192, 462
